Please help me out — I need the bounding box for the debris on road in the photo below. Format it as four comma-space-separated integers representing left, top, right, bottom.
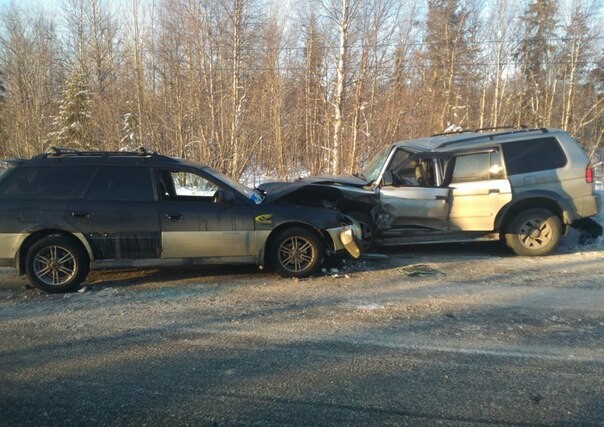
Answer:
398, 264, 445, 277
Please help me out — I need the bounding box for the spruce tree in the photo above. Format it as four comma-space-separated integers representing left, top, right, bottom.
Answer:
48, 69, 93, 148
120, 105, 139, 151
517, 0, 558, 126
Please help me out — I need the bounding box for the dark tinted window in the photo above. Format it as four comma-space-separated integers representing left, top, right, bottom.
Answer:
0, 166, 94, 199
502, 138, 567, 175
84, 167, 153, 201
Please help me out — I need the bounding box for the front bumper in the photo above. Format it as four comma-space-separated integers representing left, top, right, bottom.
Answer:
326, 223, 362, 258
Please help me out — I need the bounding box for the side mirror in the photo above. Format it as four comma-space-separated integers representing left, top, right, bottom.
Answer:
214, 189, 236, 204
381, 170, 394, 187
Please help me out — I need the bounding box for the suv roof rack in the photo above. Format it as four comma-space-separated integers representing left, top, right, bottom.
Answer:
436, 127, 550, 148
36, 146, 158, 158
431, 125, 527, 137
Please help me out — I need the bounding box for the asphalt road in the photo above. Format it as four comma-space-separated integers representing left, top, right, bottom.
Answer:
1, 242, 603, 426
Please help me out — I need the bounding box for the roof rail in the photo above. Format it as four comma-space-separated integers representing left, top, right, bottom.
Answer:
473, 125, 528, 132
38, 146, 158, 158
430, 129, 475, 137
436, 127, 550, 148
431, 125, 527, 137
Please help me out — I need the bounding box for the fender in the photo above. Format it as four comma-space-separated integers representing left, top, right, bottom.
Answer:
16, 227, 95, 273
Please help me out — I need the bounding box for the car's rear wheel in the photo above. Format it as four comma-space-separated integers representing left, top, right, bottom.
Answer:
504, 208, 562, 256
270, 227, 323, 278
25, 236, 89, 293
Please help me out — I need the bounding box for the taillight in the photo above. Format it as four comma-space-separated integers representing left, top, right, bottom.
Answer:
586, 163, 593, 183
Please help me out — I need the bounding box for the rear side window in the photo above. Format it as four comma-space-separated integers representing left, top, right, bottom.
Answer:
0, 166, 94, 199
451, 151, 505, 183
84, 167, 153, 201
502, 138, 567, 175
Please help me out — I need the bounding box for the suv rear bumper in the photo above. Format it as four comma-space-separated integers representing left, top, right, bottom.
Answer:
576, 194, 600, 218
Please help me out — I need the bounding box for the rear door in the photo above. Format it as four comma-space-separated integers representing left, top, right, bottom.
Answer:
67, 166, 161, 259
378, 149, 452, 230
157, 169, 255, 258
447, 149, 512, 231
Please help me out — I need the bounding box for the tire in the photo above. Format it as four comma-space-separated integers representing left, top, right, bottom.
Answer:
349, 211, 375, 251
504, 209, 562, 256
270, 227, 324, 278
25, 236, 89, 293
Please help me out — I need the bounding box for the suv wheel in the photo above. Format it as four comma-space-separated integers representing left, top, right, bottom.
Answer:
270, 227, 323, 278
504, 209, 562, 256
25, 236, 89, 293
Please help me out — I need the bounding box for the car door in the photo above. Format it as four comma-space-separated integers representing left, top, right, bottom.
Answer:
67, 166, 161, 259
447, 149, 512, 231
378, 150, 452, 231
157, 169, 255, 258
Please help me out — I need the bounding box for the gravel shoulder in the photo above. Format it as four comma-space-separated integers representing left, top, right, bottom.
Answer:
1, 240, 603, 425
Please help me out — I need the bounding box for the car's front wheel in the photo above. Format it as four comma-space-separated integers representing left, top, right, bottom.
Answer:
25, 236, 89, 293
270, 227, 324, 278
504, 208, 562, 256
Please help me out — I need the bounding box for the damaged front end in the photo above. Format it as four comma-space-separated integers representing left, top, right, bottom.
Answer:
326, 216, 363, 259
259, 179, 380, 249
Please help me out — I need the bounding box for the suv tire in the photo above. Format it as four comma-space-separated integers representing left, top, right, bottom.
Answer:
504, 209, 562, 256
25, 236, 89, 293
270, 227, 323, 278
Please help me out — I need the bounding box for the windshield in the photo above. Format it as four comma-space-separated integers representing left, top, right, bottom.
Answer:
361, 145, 393, 183
206, 167, 264, 204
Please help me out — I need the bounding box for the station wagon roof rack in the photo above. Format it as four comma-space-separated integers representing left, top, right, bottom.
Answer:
36, 146, 158, 158
435, 127, 550, 148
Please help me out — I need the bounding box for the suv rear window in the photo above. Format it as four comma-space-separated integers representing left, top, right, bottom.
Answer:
0, 166, 94, 199
502, 138, 567, 175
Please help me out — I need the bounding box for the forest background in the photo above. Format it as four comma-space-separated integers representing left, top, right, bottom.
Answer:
0, 0, 602, 183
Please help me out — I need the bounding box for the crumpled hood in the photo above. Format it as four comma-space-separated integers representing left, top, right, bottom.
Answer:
298, 174, 368, 186
258, 175, 373, 206
257, 181, 314, 203
258, 174, 370, 203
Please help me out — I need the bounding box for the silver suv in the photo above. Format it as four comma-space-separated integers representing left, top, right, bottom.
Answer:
281, 127, 600, 255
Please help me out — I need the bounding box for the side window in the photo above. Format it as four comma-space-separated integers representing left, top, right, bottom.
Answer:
0, 166, 94, 199
451, 151, 504, 183
84, 167, 153, 201
389, 150, 437, 187
502, 138, 567, 175
158, 170, 218, 201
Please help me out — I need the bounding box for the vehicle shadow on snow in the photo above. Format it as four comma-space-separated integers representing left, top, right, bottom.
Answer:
81, 235, 602, 291
85, 264, 268, 289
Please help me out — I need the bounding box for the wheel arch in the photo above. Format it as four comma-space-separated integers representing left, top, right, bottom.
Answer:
18, 230, 92, 274
495, 192, 571, 233
261, 221, 329, 267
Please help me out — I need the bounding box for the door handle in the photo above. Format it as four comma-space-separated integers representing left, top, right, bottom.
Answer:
71, 211, 90, 219
435, 195, 447, 200
488, 189, 500, 194
165, 213, 183, 220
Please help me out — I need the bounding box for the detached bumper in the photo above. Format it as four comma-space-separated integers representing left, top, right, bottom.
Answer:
326, 223, 362, 258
